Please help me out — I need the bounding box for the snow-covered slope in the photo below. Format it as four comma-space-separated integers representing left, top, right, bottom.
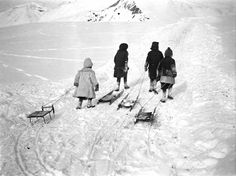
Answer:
1, 14, 236, 175
0, 2, 47, 28
0, 0, 236, 176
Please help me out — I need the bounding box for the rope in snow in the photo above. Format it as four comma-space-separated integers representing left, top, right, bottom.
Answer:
126, 70, 146, 94
139, 83, 167, 108
41, 71, 145, 108
42, 86, 74, 106
137, 71, 146, 98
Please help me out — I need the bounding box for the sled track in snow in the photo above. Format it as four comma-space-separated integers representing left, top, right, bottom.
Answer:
14, 125, 56, 176
35, 126, 56, 176
14, 128, 33, 176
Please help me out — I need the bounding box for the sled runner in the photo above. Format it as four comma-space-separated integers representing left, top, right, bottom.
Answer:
27, 105, 55, 124
153, 89, 159, 94
117, 93, 139, 111
130, 95, 139, 111
97, 89, 124, 105
117, 93, 130, 110
134, 107, 156, 124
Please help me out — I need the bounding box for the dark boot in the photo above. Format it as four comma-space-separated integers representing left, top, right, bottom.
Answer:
124, 82, 130, 89
76, 99, 83, 109
87, 99, 95, 108
115, 81, 120, 91
167, 87, 173, 100
149, 80, 154, 92
160, 91, 167, 103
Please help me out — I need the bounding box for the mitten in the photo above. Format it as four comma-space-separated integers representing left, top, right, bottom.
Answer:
95, 84, 99, 91
144, 62, 148, 72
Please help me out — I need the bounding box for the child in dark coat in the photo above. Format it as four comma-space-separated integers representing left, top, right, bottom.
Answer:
113, 43, 130, 91
144, 42, 163, 92
159, 47, 177, 103
73, 58, 99, 109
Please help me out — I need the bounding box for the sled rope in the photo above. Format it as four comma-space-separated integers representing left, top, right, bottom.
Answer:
43, 86, 74, 106
140, 83, 167, 108
123, 71, 146, 100
137, 71, 146, 98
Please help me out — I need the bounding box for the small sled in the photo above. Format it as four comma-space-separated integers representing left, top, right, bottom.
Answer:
134, 107, 156, 124
27, 105, 55, 124
117, 94, 139, 111
97, 90, 124, 105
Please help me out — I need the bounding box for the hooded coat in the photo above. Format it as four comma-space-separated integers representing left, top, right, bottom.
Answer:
145, 42, 164, 80
73, 58, 98, 99
114, 43, 129, 78
159, 48, 177, 84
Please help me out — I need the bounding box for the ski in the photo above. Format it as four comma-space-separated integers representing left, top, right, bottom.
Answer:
109, 89, 124, 105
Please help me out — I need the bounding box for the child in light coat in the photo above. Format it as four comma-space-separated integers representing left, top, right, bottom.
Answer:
73, 58, 99, 109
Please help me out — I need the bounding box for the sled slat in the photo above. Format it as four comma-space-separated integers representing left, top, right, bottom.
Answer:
27, 105, 55, 124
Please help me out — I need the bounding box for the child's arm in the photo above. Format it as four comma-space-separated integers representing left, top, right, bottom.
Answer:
171, 60, 177, 78
90, 71, 98, 87
73, 72, 80, 87
144, 52, 150, 71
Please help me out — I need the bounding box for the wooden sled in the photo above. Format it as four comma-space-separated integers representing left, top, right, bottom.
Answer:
27, 105, 55, 124
97, 90, 124, 105
134, 107, 156, 124
117, 94, 139, 111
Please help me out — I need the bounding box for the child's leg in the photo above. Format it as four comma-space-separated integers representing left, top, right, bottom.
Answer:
149, 79, 154, 92
160, 83, 168, 102
167, 84, 174, 99
153, 79, 157, 90
87, 98, 95, 108
76, 98, 83, 109
115, 77, 121, 91
124, 74, 129, 89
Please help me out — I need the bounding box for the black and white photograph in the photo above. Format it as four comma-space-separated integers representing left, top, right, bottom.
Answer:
0, 0, 235, 175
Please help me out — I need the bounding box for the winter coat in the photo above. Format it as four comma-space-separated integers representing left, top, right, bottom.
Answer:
114, 43, 129, 78
73, 58, 98, 99
159, 56, 177, 84
145, 42, 163, 80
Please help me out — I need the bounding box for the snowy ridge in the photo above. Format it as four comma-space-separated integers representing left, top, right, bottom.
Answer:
85, 0, 149, 22
40, 0, 149, 22
39, 0, 82, 22
0, 2, 47, 28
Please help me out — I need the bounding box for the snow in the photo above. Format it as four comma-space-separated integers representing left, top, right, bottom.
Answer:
2, 0, 235, 27
0, 0, 236, 176
0, 2, 48, 27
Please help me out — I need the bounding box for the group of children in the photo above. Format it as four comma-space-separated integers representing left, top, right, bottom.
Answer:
73, 42, 177, 109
